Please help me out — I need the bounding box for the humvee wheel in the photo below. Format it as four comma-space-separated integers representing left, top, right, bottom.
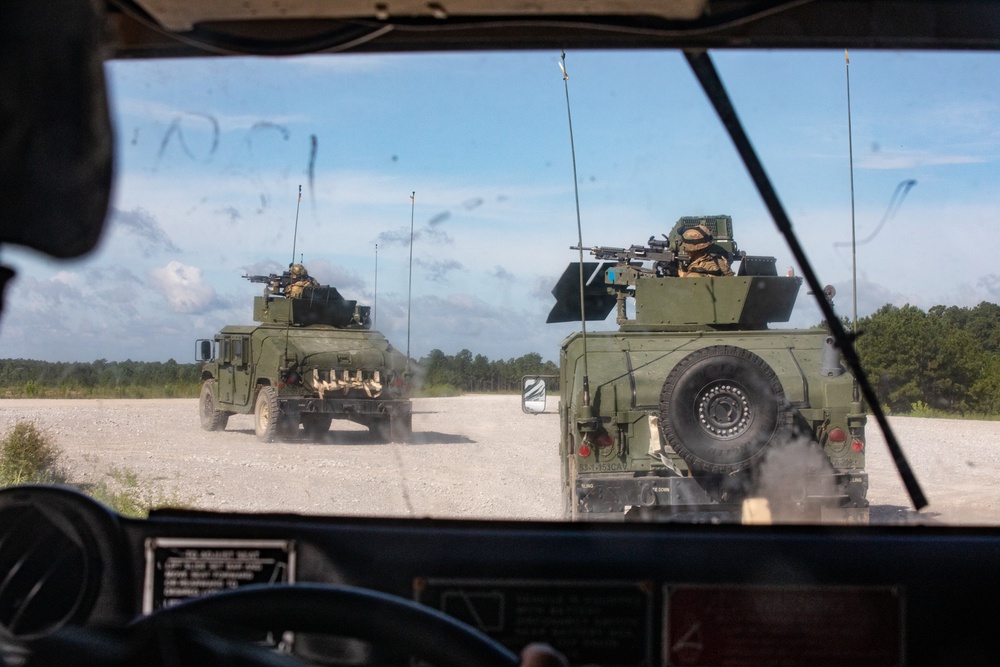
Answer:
199, 380, 230, 431
254, 386, 280, 442
659, 345, 791, 475
302, 413, 333, 440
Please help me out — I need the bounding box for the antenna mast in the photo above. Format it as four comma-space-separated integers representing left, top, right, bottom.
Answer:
560, 51, 592, 412
845, 51, 858, 335
374, 242, 379, 330
290, 184, 302, 267
284, 185, 303, 362
406, 192, 415, 371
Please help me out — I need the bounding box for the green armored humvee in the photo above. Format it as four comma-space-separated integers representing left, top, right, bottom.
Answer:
197, 271, 412, 443
542, 215, 868, 523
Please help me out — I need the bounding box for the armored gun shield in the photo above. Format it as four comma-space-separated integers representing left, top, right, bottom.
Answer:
546, 262, 617, 324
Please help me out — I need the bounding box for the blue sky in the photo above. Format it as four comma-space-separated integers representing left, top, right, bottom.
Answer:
2, 49, 999, 363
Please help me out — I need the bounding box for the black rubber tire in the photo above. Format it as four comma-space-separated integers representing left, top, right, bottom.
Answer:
199, 380, 230, 431
301, 413, 333, 440
659, 345, 791, 475
254, 386, 279, 443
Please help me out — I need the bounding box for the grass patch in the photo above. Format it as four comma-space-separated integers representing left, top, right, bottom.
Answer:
0, 421, 189, 517
84, 467, 188, 518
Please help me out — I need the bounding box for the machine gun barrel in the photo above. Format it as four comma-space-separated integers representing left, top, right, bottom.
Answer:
570, 244, 683, 265
243, 271, 292, 285
243, 274, 274, 283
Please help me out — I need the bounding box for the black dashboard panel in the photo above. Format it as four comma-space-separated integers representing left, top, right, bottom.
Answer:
3, 485, 999, 666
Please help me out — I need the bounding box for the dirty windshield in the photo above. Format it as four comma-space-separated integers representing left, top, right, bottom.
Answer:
2, 49, 999, 526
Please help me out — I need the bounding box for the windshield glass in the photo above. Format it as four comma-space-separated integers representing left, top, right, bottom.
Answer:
2, 49, 998, 526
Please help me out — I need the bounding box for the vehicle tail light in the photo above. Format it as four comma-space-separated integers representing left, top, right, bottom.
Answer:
829, 428, 847, 443
852, 438, 864, 452
578, 444, 592, 457
595, 431, 614, 448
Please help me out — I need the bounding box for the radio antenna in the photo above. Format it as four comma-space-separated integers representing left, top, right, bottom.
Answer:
406, 192, 415, 372
290, 184, 302, 267
560, 51, 592, 411
373, 242, 379, 330
284, 185, 302, 363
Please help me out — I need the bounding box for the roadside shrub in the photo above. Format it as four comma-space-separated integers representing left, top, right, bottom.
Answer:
0, 421, 67, 485
0, 421, 188, 517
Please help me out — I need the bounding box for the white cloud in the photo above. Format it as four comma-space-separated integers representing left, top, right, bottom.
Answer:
149, 261, 217, 313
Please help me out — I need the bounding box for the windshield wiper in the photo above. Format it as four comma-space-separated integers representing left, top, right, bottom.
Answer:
684, 49, 927, 511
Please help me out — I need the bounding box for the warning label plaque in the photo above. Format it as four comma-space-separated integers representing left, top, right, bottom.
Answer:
665, 585, 902, 667
416, 579, 652, 667
143, 537, 296, 613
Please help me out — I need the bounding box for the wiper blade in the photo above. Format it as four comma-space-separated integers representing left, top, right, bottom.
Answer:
684, 49, 927, 511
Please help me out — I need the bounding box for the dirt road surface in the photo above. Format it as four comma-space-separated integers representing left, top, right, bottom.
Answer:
2, 396, 998, 525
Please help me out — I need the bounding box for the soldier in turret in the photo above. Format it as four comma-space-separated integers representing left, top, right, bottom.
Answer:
285, 263, 320, 298
678, 225, 734, 277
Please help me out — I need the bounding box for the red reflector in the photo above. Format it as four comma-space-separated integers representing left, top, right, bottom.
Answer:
578, 445, 592, 457
851, 438, 864, 452
829, 428, 847, 442
596, 431, 614, 447
277, 381, 285, 389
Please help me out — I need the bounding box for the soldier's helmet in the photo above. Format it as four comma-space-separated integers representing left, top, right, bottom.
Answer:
682, 225, 713, 252
289, 263, 308, 278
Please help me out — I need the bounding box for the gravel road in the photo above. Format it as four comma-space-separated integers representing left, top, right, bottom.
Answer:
2, 396, 998, 525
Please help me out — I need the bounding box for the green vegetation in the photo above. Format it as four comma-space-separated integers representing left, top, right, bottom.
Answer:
84, 466, 187, 518
0, 421, 186, 517
854, 302, 1000, 416
0, 358, 201, 398
0, 421, 67, 485
415, 349, 558, 395
0, 352, 557, 398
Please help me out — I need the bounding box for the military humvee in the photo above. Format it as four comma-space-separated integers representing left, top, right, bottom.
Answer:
540, 215, 868, 522
197, 272, 412, 443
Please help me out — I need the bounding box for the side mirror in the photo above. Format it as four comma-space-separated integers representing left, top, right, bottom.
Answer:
198, 339, 213, 362
521, 376, 548, 414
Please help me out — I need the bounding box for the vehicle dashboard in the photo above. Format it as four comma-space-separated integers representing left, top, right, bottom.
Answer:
3, 485, 998, 666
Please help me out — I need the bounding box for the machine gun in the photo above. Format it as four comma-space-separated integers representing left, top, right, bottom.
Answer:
572, 236, 690, 277
242, 271, 293, 297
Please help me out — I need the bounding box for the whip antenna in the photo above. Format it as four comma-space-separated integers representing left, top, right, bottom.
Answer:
560, 51, 592, 410
285, 185, 303, 363
290, 184, 302, 267
374, 243, 379, 330
406, 192, 415, 372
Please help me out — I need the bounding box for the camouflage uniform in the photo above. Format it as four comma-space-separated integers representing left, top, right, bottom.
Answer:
285, 264, 320, 298
679, 225, 734, 277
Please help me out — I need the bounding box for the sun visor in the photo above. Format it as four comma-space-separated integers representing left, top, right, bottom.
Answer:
0, 0, 113, 259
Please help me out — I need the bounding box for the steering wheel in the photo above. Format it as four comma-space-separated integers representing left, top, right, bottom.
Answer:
131, 583, 520, 667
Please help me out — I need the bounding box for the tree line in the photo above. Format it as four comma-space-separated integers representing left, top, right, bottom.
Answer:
415, 349, 559, 394
853, 301, 1000, 415
4, 300, 999, 412
0, 358, 202, 398
0, 351, 558, 398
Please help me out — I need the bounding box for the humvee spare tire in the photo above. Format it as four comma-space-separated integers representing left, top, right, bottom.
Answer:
658, 345, 792, 475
